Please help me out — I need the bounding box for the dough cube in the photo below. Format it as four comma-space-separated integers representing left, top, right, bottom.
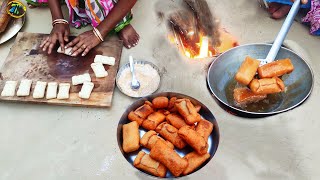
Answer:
91, 62, 108, 78
46, 82, 58, 99
57, 83, 71, 100
79, 82, 94, 99
72, 73, 91, 85
94, 55, 115, 66
1, 81, 18, 97
17, 79, 32, 97
33, 81, 47, 99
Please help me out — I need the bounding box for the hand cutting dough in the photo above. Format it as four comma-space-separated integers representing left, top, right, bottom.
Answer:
1, 81, 18, 97
33, 81, 47, 99
78, 82, 94, 99
91, 62, 108, 78
72, 73, 91, 85
57, 83, 71, 100
57, 46, 73, 56
94, 55, 115, 66
46, 82, 58, 99
17, 79, 32, 97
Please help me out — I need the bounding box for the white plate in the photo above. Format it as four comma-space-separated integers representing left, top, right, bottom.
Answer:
0, 16, 25, 44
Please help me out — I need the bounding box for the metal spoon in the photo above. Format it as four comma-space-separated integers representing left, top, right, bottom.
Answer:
129, 55, 140, 90
259, 0, 301, 66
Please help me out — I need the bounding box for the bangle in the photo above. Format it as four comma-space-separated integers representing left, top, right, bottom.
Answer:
52, 19, 69, 26
93, 27, 104, 42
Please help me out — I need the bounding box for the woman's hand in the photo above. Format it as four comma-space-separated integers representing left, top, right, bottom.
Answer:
65, 30, 101, 57
40, 23, 70, 54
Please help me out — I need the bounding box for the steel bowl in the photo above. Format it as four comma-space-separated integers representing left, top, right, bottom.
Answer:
207, 43, 314, 117
0, 16, 25, 44
117, 92, 220, 178
116, 60, 161, 98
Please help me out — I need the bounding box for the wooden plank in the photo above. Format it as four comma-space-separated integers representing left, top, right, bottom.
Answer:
0, 32, 123, 107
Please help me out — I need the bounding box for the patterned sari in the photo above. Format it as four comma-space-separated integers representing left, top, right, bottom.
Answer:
26, 0, 132, 32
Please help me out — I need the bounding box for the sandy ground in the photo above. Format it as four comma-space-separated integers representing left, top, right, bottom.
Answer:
0, 0, 320, 179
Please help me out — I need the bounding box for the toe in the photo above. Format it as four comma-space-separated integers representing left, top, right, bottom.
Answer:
268, 3, 281, 14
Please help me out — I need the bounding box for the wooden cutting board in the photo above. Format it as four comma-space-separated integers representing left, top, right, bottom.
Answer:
0, 32, 123, 107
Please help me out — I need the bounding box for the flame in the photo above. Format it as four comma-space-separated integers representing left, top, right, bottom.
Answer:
195, 36, 209, 59
185, 51, 191, 58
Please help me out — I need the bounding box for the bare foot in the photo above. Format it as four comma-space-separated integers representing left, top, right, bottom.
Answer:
118, 24, 140, 49
268, 3, 291, 19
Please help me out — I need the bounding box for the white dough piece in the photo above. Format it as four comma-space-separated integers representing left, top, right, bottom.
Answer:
57, 83, 71, 100
57, 46, 73, 56
91, 62, 108, 78
46, 82, 58, 99
17, 79, 32, 97
1, 81, 18, 97
94, 55, 115, 66
72, 73, 91, 85
79, 82, 94, 99
33, 81, 47, 99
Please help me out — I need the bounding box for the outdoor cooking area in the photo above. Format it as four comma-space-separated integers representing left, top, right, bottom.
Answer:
0, 0, 320, 179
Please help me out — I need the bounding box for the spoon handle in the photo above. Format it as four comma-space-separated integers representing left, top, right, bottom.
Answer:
266, 0, 301, 63
129, 55, 136, 78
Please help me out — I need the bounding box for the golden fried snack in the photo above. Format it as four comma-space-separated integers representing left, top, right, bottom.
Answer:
152, 96, 169, 109
142, 112, 166, 130
166, 113, 188, 129
122, 121, 140, 153
182, 152, 210, 175
196, 119, 214, 142
168, 97, 178, 112
175, 99, 201, 125
134, 151, 167, 178
155, 122, 187, 149
140, 130, 174, 149
0, 0, 12, 33
128, 111, 144, 125
157, 109, 170, 115
150, 140, 188, 177
249, 77, 285, 94
134, 103, 154, 119
233, 87, 267, 105
144, 101, 153, 108
178, 126, 208, 155
258, 58, 294, 78
235, 56, 261, 85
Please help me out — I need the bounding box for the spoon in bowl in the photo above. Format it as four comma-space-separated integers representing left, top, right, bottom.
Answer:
129, 55, 140, 90
259, 0, 301, 66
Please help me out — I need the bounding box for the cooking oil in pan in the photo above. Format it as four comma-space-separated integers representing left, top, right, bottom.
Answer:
225, 79, 284, 113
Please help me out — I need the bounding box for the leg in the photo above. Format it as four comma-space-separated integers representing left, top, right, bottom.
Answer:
118, 24, 140, 49
268, 2, 291, 19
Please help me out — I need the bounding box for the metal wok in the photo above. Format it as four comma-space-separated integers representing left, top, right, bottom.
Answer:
207, 43, 314, 117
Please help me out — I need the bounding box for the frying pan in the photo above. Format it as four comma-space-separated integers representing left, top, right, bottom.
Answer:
207, 0, 314, 117
207, 44, 313, 117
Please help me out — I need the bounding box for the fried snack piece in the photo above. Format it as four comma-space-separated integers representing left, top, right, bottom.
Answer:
233, 87, 267, 105
183, 152, 210, 175
178, 126, 208, 155
249, 77, 285, 94
134, 151, 167, 178
235, 56, 261, 85
157, 109, 170, 115
142, 112, 166, 130
140, 130, 174, 149
168, 97, 178, 112
144, 101, 153, 108
175, 99, 201, 125
150, 140, 188, 177
196, 119, 214, 142
122, 121, 140, 153
128, 111, 145, 125
258, 58, 294, 78
134, 103, 154, 119
166, 113, 188, 129
0, 0, 12, 33
152, 96, 169, 109
156, 122, 187, 149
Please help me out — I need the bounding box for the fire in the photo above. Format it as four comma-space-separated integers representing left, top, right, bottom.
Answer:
195, 36, 209, 59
